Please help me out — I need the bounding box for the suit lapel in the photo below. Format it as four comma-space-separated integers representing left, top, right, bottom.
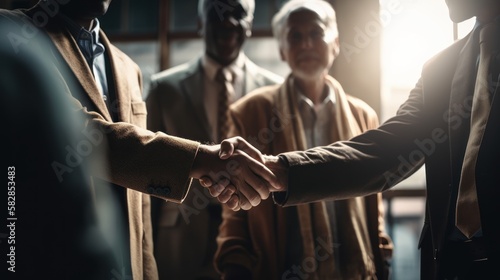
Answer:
45, 19, 113, 121
182, 59, 213, 140
449, 33, 475, 172
99, 31, 130, 122
274, 76, 304, 153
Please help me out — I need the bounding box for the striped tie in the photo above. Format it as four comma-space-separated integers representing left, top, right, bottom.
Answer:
216, 68, 233, 142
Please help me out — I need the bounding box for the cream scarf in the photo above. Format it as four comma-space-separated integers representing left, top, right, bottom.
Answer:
277, 75, 377, 279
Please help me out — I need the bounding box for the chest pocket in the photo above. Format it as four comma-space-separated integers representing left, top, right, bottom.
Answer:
131, 101, 147, 128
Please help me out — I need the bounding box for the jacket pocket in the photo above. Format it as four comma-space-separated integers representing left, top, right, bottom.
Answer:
131, 101, 147, 128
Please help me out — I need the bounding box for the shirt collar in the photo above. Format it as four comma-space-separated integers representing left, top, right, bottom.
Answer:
58, 14, 100, 41
58, 14, 105, 60
295, 79, 336, 110
90, 19, 101, 46
202, 52, 246, 81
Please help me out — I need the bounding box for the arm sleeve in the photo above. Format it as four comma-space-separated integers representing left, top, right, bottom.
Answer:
74, 98, 199, 203
274, 80, 427, 206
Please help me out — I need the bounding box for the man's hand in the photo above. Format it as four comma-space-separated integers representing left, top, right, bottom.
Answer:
190, 140, 282, 210
198, 137, 288, 211
219, 137, 288, 191
262, 154, 289, 191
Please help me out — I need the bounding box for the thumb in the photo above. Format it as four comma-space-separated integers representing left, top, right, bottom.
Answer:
220, 136, 264, 162
219, 138, 236, 159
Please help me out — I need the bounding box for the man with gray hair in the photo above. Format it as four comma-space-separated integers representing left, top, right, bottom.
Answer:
146, 0, 282, 279
271, 0, 339, 49
214, 0, 392, 279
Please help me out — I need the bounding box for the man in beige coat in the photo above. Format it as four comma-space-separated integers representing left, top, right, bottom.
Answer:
2, 1, 280, 279
215, 1, 392, 279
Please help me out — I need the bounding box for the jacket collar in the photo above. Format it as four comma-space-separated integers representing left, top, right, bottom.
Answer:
181, 58, 212, 139
25, 4, 118, 121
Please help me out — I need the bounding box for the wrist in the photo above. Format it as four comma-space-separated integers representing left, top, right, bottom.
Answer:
264, 155, 288, 191
190, 144, 217, 179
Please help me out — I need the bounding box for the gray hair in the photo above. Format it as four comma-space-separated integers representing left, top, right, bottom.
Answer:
198, 0, 255, 22
272, 0, 338, 47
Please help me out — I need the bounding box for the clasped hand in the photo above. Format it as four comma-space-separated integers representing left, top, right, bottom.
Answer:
190, 137, 287, 211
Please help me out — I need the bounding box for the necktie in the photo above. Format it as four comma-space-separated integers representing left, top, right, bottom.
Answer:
216, 68, 234, 142
456, 22, 498, 239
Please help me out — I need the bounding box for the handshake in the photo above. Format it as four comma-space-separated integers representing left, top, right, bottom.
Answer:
189, 136, 288, 211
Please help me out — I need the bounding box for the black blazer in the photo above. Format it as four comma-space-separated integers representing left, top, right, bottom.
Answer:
276, 31, 500, 279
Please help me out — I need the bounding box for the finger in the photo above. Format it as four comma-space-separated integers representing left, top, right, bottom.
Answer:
263, 155, 287, 192
199, 176, 213, 188
217, 185, 236, 204
223, 151, 270, 204
233, 152, 274, 200
238, 193, 254, 210
244, 175, 270, 201
206, 178, 230, 197
247, 155, 284, 192
231, 171, 263, 207
219, 138, 237, 159
220, 136, 264, 162
226, 194, 241, 211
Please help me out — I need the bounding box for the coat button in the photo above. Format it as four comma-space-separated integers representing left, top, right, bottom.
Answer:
147, 186, 170, 196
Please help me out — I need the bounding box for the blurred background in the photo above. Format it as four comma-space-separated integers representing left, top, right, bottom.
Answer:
0, 0, 476, 279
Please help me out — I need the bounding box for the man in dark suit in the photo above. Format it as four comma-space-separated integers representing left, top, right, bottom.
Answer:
1, 1, 280, 279
145, 1, 282, 279
214, 0, 500, 279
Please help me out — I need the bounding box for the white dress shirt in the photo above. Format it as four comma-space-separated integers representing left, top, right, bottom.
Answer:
60, 15, 108, 101
296, 82, 336, 148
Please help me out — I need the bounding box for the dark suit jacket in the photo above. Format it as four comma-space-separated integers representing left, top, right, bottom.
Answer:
275, 31, 500, 279
146, 56, 283, 279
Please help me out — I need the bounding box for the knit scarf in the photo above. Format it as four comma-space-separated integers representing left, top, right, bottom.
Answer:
276, 75, 377, 279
